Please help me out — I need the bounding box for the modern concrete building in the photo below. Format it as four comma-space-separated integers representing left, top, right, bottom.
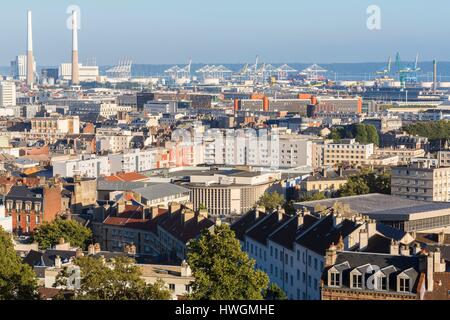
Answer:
391, 162, 450, 202
374, 147, 426, 165
52, 154, 110, 178
0, 81, 16, 107
323, 139, 375, 167
175, 168, 281, 216
296, 193, 450, 233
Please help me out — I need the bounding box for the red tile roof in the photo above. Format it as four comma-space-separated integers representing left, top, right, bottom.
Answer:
104, 172, 148, 182
103, 205, 168, 233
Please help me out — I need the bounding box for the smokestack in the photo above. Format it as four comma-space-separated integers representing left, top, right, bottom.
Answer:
71, 10, 79, 85
26, 10, 34, 87
433, 59, 437, 94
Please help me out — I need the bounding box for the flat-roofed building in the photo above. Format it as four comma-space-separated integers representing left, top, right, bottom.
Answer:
375, 147, 426, 165
323, 139, 374, 166
391, 162, 450, 202
172, 168, 281, 216
296, 193, 450, 233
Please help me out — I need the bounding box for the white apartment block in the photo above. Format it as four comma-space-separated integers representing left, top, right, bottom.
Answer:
391, 162, 450, 202
96, 128, 133, 153
59, 63, 99, 82
324, 139, 374, 166
374, 147, 426, 165
109, 149, 160, 174
438, 151, 450, 168
203, 129, 312, 169
52, 154, 110, 178
11, 55, 36, 81
238, 209, 399, 300
0, 81, 16, 107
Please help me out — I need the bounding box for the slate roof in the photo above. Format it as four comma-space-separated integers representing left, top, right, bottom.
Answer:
296, 214, 361, 256
323, 251, 425, 294
297, 193, 450, 221
230, 211, 269, 241
245, 212, 291, 246
269, 214, 320, 250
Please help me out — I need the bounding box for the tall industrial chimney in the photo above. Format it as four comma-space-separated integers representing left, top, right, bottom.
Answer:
433, 59, 437, 93
71, 10, 80, 85
26, 10, 34, 87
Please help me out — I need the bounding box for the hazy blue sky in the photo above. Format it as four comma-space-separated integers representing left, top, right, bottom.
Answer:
0, 0, 447, 65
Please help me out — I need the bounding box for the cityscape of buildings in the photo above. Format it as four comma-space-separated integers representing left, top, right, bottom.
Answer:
1, 6, 450, 304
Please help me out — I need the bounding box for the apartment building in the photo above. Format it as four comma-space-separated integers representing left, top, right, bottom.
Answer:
321, 247, 446, 300
391, 162, 450, 202
52, 154, 110, 178
109, 149, 161, 174
30, 116, 80, 135
323, 139, 374, 166
5, 184, 62, 234
374, 147, 426, 165
232, 205, 413, 300
437, 150, 450, 167
0, 81, 16, 107
204, 128, 312, 169
96, 128, 134, 153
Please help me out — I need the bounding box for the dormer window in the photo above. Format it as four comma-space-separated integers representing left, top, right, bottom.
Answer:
330, 271, 341, 287
398, 277, 410, 293
352, 274, 363, 289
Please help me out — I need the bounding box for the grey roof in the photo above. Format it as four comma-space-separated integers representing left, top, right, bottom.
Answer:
97, 180, 149, 191
296, 193, 450, 221
132, 184, 190, 202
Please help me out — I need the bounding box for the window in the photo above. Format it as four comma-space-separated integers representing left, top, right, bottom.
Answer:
330, 272, 340, 287
380, 276, 387, 291
399, 277, 410, 293
169, 284, 175, 291
352, 274, 363, 289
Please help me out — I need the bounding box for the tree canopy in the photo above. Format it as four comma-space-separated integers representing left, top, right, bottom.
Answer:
329, 124, 380, 145
0, 227, 38, 300
404, 120, 450, 142
32, 219, 92, 250
257, 192, 285, 212
55, 256, 171, 300
263, 283, 287, 300
338, 171, 391, 197
187, 224, 269, 300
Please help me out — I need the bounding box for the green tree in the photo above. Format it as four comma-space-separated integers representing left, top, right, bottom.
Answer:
338, 171, 391, 197
366, 124, 380, 146
187, 224, 269, 300
32, 219, 92, 250
257, 192, 285, 211
353, 124, 368, 144
263, 283, 287, 300
299, 192, 328, 202
55, 256, 171, 300
0, 227, 38, 300
338, 176, 370, 197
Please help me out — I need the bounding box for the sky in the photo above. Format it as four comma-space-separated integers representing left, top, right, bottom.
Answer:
0, 0, 448, 66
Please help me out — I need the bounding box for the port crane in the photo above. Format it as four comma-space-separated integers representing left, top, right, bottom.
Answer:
395, 52, 421, 86
376, 56, 392, 75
